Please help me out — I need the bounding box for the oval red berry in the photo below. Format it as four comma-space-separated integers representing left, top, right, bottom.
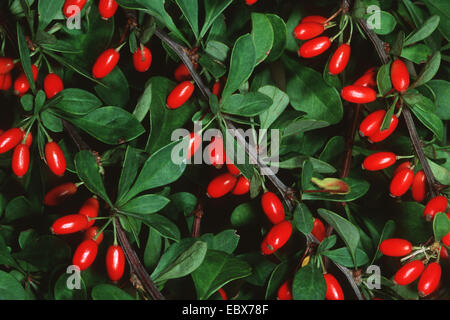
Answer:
312, 218, 326, 242
379, 238, 412, 257
368, 115, 398, 143
44, 182, 78, 206
45, 141, 66, 176
353, 67, 376, 87
232, 176, 250, 195
0, 128, 23, 154
261, 220, 292, 255
0, 57, 14, 74
424, 195, 448, 221
394, 260, 425, 286
73, 239, 98, 271
417, 262, 441, 297
79, 197, 99, 228
133, 46, 152, 72
293, 22, 325, 40
84, 226, 104, 244
167, 81, 194, 109
298, 36, 331, 58
341, 85, 377, 104
411, 170, 426, 202
359, 110, 385, 137
261, 192, 285, 224
44, 73, 64, 99
12, 144, 30, 178
51, 214, 89, 235
277, 280, 293, 300
106, 245, 125, 281
362, 152, 397, 171
389, 168, 414, 197
328, 44, 351, 75
391, 59, 410, 93
207, 173, 237, 198
98, 0, 118, 19
324, 273, 344, 300
92, 49, 120, 79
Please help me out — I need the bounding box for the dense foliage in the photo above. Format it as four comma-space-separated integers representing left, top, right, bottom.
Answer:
0, 0, 448, 300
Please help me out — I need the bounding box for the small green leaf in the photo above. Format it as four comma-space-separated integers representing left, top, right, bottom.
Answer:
322, 247, 370, 268
292, 263, 326, 300
404, 15, 440, 46
293, 203, 314, 235
220, 92, 272, 117
433, 212, 450, 241
120, 194, 170, 215
91, 284, 134, 300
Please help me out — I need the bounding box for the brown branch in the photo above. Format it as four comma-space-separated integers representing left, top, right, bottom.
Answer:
115, 216, 165, 300
341, 104, 362, 178
191, 202, 204, 238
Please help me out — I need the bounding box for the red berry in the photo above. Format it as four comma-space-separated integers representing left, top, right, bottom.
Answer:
440, 247, 449, 260
207, 136, 225, 168
359, 110, 385, 137
390, 168, 414, 197
301, 16, 328, 26
63, 0, 87, 18
298, 36, 331, 58
442, 233, 450, 247
232, 176, 250, 195
393, 260, 425, 285
44, 73, 64, 99
167, 81, 195, 109
44, 182, 78, 206
261, 192, 285, 224
353, 67, 376, 87
0, 57, 14, 74
411, 170, 427, 202
51, 214, 89, 234
341, 85, 377, 104
84, 226, 104, 244
391, 59, 410, 93
186, 132, 201, 160
174, 63, 197, 82
106, 245, 125, 281
362, 152, 397, 171
0, 128, 23, 154
424, 195, 448, 221
379, 238, 412, 257
293, 22, 325, 40
133, 46, 152, 72
79, 197, 99, 228
92, 48, 120, 79
0, 73, 12, 90
73, 239, 98, 271
261, 220, 293, 255
207, 173, 238, 198
226, 162, 241, 176
12, 144, 30, 178
368, 115, 398, 143
245, 0, 258, 5
417, 262, 441, 297
212, 80, 223, 97
45, 141, 66, 176
13, 65, 38, 96
277, 280, 293, 300
312, 218, 326, 242
98, 0, 118, 19
324, 273, 344, 300
217, 288, 227, 300
328, 43, 351, 75
393, 161, 412, 176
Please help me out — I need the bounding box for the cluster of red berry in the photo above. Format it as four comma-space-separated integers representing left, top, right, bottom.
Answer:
46, 182, 125, 282
380, 238, 445, 297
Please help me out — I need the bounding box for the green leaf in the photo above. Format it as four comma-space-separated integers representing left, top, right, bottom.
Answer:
199, 230, 240, 254
377, 62, 392, 96
205, 40, 229, 62
175, 0, 199, 39
191, 250, 252, 300
303, 178, 369, 202
120, 194, 170, 215
404, 15, 440, 46
371, 220, 396, 264
144, 227, 162, 270
151, 239, 205, 281
222, 34, 256, 99
220, 92, 272, 117
17, 23, 35, 94
65, 106, 145, 145
433, 212, 450, 241
94, 68, 130, 108
293, 203, 314, 235
429, 159, 450, 185
283, 56, 343, 125
116, 146, 145, 204
422, 0, 450, 41
283, 119, 329, 137
412, 51, 441, 88
322, 247, 370, 268
380, 103, 395, 131
52, 88, 102, 116
91, 284, 134, 300
200, 0, 234, 39
258, 85, 289, 129
4, 196, 34, 223
301, 159, 314, 190
251, 13, 274, 65
427, 80, 450, 120
74, 150, 112, 206
122, 141, 186, 205
133, 212, 177, 241
20, 94, 33, 111
38, 0, 64, 30
277, 156, 336, 174
0, 270, 26, 300
396, 202, 430, 243
365, 11, 397, 35
265, 14, 287, 62
401, 44, 433, 64
153, 241, 207, 284
409, 104, 444, 141
292, 263, 326, 300
318, 209, 360, 265
238, 252, 276, 287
